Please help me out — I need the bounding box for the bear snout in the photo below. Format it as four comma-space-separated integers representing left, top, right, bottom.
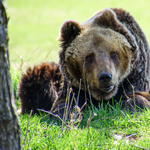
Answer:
98, 72, 114, 93
98, 72, 112, 84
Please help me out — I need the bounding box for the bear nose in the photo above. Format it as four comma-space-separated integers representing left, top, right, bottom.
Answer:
98, 72, 112, 84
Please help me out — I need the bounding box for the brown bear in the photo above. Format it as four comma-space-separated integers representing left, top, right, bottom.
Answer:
18, 8, 150, 116
18, 62, 63, 114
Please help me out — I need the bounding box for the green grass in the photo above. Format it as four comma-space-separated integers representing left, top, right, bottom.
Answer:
10, 68, 150, 149
20, 107, 150, 149
8, 0, 150, 149
7, 0, 150, 67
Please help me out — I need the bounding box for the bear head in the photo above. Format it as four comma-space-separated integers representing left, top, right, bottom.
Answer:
58, 8, 138, 101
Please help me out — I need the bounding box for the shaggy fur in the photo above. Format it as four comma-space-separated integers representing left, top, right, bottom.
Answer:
18, 62, 62, 114
18, 8, 150, 116
52, 8, 150, 113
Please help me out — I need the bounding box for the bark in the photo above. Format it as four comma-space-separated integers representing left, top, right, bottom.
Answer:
0, 1, 21, 149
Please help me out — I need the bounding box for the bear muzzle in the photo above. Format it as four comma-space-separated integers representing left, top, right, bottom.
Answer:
98, 72, 112, 83
98, 72, 114, 93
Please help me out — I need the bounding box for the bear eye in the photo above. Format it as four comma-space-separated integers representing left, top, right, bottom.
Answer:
110, 51, 118, 59
85, 53, 95, 63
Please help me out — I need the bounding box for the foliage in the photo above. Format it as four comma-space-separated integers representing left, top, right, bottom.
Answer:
10, 68, 20, 99
7, 0, 150, 66
11, 69, 150, 149
20, 107, 150, 149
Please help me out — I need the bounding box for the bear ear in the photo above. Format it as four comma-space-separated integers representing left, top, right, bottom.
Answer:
94, 9, 137, 51
94, 8, 118, 28
58, 20, 81, 47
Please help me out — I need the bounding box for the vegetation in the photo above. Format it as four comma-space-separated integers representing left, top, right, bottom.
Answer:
7, 0, 150, 66
8, 0, 150, 149
19, 104, 150, 149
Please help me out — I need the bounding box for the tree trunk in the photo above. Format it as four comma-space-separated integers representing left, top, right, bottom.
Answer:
0, 1, 21, 149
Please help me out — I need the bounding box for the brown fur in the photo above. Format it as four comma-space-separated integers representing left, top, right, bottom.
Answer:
52, 8, 150, 113
18, 8, 150, 116
18, 62, 62, 114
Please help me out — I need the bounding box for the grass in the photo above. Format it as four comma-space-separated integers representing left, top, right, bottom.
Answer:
7, 0, 150, 67
10, 67, 150, 149
7, 0, 150, 149
19, 106, 150, 149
